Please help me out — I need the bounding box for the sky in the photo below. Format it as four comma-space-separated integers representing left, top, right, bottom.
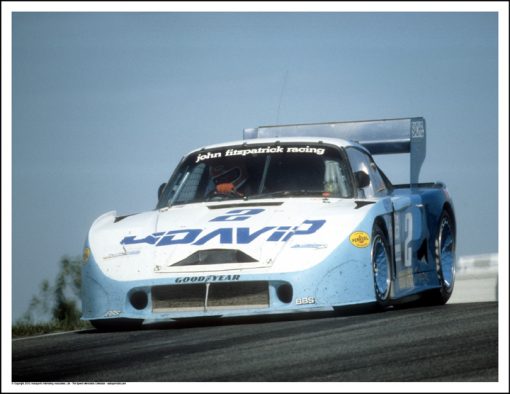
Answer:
2, 4, 508, 325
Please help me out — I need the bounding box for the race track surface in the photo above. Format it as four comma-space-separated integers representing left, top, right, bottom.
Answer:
12, 302, 498, 382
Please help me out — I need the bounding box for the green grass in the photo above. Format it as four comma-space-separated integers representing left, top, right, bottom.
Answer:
12, 320, 93, 338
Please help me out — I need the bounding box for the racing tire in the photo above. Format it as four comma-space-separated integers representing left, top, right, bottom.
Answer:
91, 318, 144, 331
371, 224, 392, 307
426, 209, 456, 305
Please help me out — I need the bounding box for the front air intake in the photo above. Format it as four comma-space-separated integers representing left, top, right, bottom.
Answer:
151, 281, 269, 312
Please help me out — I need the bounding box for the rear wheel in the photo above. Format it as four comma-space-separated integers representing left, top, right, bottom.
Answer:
426, 210, 456, 305
91, 318, 144, 331
371, 224, 392, 307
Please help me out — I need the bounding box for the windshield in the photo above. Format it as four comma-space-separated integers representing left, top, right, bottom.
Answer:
157, 143, 354, 208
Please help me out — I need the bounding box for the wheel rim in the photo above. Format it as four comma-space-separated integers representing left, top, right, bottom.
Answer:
438, 216, 455, 290
372, 234, 390, 300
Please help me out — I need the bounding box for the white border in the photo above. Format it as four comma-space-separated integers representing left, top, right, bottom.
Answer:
2, 2, 508, 393
2, 1, 508, 13
497, 4, 510, 389
1, 2, 13, 393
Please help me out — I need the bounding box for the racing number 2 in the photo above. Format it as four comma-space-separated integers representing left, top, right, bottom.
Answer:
210, 208, 265, 222
404, 212, 413, 267
395, 211, 413, 268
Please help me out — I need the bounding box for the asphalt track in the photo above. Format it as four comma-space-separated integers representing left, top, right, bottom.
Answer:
12, 302, 498, 382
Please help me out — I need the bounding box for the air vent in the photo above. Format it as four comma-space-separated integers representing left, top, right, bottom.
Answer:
207, 202, 283, 209
173, 249, 257, 266
114, 214, 135, 223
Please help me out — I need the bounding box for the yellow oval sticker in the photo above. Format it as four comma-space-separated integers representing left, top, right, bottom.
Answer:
350, 231, 370, 248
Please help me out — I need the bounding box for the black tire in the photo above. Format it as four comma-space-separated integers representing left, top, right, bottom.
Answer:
91, 318, 144, 331
371, 224, 392, 307
426, 209, 456, 305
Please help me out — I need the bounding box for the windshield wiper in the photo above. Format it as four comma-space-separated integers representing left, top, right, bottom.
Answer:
206, 194, 247, 202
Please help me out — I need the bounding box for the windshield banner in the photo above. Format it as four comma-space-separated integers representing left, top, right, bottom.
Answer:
196, 145, 326, 163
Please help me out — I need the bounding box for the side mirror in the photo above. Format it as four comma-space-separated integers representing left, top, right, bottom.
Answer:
158, 182, 167, 201
354, 171, 370, 188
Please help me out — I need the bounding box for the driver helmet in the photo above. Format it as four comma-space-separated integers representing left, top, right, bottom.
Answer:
209, 161, 248, 193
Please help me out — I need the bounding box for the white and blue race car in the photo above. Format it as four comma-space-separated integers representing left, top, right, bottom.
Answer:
82, 117, 456, 330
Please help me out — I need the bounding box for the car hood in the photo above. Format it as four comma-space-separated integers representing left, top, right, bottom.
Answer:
88, 198, 371, 280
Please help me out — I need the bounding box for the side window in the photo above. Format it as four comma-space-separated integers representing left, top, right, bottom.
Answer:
168, 163, 207, 205
368, 161, 388, 196
346, 148, 387, 198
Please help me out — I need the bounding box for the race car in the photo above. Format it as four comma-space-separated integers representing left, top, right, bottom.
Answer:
81, 117, 456, 330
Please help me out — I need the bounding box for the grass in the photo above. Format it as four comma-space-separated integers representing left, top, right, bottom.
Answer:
12, 320, 93, 338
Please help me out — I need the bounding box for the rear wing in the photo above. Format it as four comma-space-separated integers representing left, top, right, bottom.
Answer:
243, 117, 426, 186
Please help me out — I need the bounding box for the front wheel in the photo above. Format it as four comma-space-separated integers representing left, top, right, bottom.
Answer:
371, 224, 392, 306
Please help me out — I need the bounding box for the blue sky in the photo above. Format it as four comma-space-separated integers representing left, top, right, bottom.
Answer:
3, 6, 507, 323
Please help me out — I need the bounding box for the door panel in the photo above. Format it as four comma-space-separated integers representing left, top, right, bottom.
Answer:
391, 196, 425, 293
